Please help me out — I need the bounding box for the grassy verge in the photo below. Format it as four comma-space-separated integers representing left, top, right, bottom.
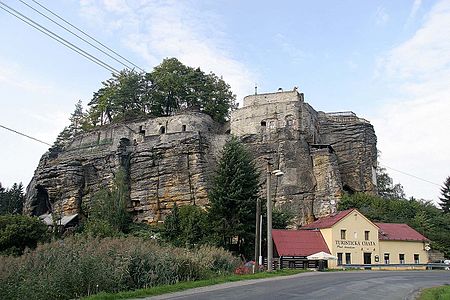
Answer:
82, 269, 309, 300
417, 285, 450, 300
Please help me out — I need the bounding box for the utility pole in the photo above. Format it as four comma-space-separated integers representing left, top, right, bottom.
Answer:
265, 157, 284, 272
266, 160, 273, 271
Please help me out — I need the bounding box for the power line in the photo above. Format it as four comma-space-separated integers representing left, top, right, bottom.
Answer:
18, 0, 142, 72
0, 1, 120, 74
28, 0, 145, 72
379, 162, 441, 187
0, 124, 51, 146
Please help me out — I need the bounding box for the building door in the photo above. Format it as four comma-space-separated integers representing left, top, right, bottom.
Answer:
363, 253, 372, 269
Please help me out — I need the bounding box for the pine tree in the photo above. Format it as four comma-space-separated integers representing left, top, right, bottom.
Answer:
208, 137, 260, 258
439, 176, 450, 213
0, 182, 24, 215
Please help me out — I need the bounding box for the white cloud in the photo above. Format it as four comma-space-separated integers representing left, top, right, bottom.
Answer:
405, 0, 422, 27
372, 0, 450, 202
375, 6, 389, 26
77, 0, 256, 103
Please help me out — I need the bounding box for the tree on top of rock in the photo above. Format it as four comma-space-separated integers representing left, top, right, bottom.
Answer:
85, 58, 237, 125
439, 176, 450, 213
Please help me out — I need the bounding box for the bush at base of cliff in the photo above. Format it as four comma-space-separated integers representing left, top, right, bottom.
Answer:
0, 236, 239, 300
0, 214, 49, 256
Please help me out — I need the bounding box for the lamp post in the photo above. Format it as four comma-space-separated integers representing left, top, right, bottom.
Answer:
266, 159, 283, 272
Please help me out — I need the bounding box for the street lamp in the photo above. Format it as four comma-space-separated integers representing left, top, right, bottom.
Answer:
266, 161, 284, 272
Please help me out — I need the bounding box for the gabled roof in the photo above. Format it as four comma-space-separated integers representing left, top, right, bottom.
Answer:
272, 229, 330, 257
375, 222, 429, 242
301, 209, 355, 229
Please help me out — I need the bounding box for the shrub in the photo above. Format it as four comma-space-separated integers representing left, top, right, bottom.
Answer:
0, 214, 49, 255
0, 236, 239, 300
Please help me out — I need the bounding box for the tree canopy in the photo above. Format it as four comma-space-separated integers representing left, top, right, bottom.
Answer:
85, 58, 236, 126
376, 166, 406, 199
0, 182, 24, 215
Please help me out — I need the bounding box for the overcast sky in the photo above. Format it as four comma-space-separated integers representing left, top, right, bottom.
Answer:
0, 0, 449, 203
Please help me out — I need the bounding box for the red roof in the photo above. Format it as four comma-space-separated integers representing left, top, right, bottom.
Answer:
375, 223, 429, 241
272, 229, 330, 257
301, 209, 355, 229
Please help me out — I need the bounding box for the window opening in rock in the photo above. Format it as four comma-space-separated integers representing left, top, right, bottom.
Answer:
225, 129, 231, 134
182, 125, 186, 132
159, 126, 166, 134
139, 125, 146, 134
261, 121, 266, 127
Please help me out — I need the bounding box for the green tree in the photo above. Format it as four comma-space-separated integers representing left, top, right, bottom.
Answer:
439, 176, 450, 213
0, 183, 25, 215
376, 166, 406, 199
162, 204, 209, 247
272, 209, 293, 229
161, 203, 181, 245
149, 58, 237, 122
83, 169, 131, 237
0, 214, 49, 255
208, 137, 260, 258
51, 101, 89, 151
85, 58, 236, 124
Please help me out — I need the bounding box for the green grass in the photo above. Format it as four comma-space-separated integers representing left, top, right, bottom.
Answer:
82, 269, 309, 300
418, 285, 450, 300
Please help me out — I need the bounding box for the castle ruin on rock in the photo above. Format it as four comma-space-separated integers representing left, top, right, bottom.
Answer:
24, 89, 378, 227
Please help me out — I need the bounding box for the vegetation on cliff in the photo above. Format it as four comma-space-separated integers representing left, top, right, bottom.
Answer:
68, 57, 235, 129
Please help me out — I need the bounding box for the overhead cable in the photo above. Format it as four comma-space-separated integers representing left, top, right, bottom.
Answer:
0, 124, 51, 146
0, 1, 119, 74
19, 0, 143, 72
379, 163, 441, 187
29, 0, 145, 72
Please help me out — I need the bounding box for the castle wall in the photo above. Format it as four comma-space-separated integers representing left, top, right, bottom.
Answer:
243, 90, 304, 107
25, 89, 378, 227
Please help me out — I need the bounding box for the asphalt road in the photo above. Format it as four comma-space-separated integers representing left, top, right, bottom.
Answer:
145, 271, 450, 300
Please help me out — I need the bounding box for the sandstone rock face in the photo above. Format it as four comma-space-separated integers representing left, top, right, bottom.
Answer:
25, 90, 377, 226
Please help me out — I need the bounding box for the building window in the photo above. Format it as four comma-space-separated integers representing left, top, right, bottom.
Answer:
340, 229, 346, 240
345, 253, 351, 264
399, 254, 405, 264
414, 254, 419, 264
365, 230, 370, 241
384, 253, 390, 264
337, 253, 343, 265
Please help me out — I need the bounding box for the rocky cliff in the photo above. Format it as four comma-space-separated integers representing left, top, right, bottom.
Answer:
25, 90, 377, 227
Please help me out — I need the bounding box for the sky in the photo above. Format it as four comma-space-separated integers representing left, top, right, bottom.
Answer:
0, 0, 449, 204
